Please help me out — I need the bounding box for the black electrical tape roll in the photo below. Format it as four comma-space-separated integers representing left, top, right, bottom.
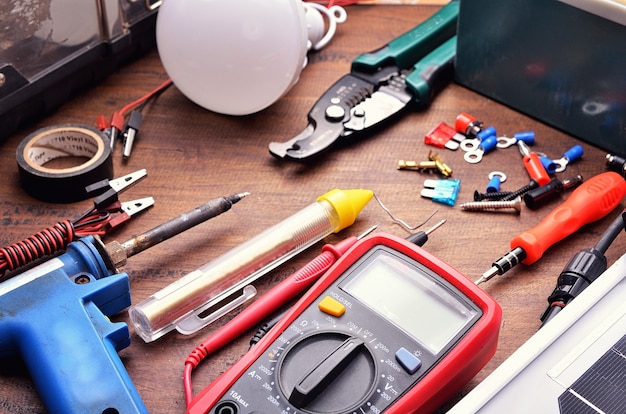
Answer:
16, 124, 114, 203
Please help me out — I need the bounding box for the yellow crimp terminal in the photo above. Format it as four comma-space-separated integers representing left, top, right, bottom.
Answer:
317, 188, 374, 233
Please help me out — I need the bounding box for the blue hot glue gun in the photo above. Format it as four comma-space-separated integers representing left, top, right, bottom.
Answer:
0, 192, 248, 413
0, 236, 146, 413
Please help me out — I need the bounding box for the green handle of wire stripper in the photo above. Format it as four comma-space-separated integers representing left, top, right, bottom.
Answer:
407, 35, 456, 109
351, 0, 459, 72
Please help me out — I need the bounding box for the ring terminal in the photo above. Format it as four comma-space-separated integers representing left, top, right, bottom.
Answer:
553, 144, 584, 173
464, 134, 498, 164
486, 171, 507, 193
496, 130, 535, 149
460, 125, 496, 153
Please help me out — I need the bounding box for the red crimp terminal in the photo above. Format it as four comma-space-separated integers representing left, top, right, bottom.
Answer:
97, 115, 110, 131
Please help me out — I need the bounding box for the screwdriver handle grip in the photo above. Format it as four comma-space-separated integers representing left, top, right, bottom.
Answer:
511, 171, 626, 265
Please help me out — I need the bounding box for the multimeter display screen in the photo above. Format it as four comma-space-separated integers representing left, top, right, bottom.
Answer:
342, 250, 478, 354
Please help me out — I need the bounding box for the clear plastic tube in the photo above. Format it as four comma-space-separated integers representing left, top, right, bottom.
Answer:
129, 188, 372, 342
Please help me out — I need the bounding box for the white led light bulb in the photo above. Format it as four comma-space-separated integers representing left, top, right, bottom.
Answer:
157, 0, 306, 115
156, 0, 345, 115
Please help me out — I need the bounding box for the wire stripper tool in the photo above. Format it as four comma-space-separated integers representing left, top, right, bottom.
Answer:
269, 1, 459, 161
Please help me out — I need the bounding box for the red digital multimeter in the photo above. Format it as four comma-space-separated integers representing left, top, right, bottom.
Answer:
188, 233, 502, 414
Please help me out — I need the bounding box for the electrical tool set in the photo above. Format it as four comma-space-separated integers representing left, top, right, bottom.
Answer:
2, 1, 626, 413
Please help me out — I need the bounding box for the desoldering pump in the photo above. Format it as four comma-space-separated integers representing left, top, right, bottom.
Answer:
0, 193, 247, 413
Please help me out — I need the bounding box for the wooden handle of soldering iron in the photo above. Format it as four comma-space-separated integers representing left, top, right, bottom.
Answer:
511, 171, 626, 265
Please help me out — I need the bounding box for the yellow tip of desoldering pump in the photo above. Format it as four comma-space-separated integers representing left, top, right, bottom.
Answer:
318, 188, 374, 232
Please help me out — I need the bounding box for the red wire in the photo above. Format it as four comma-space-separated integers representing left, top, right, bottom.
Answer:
118, 78, 173, 117
0, 221, 74, 277
106, 78, 173, 132
0, 207, 116, 278
184, 364, 194, 406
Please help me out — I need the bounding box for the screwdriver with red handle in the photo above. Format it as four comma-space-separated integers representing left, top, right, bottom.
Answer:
476, 171, 626, 285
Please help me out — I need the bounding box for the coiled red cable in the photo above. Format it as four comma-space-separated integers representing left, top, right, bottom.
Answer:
0, 205, 114, 278
0, 220, 74, 277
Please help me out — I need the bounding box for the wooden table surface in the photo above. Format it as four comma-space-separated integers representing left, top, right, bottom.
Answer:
1, 5, 625, 413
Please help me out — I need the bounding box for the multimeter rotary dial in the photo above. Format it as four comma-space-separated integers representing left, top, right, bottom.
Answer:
277, 331, 376, 412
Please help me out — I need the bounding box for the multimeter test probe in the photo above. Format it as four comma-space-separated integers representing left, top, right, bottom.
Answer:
186, 232, 502, 414
476, 171, 626, 285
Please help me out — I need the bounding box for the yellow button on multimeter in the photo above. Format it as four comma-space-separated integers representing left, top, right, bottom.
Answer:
318, 296, 346, 317
189, 233, 502, 414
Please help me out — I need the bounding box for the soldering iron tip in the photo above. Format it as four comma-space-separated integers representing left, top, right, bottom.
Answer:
230, 192, 251, 204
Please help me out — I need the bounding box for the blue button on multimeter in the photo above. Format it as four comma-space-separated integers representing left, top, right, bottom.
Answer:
396, 347, 422, 374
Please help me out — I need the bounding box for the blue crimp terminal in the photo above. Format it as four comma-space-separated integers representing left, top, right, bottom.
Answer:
540, 155, 558, 174
477, 126, 496, 141
421, 178, 461, 206
514, 130, 535, 145
486, 175, 502, 193
563, 144, 584, 162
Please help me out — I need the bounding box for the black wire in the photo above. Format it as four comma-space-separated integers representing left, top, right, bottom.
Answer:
594, 209, 626, 254
249, 310, 288, 349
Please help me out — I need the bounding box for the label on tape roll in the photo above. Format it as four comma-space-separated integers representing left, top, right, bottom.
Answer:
16, 124, 114, 203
